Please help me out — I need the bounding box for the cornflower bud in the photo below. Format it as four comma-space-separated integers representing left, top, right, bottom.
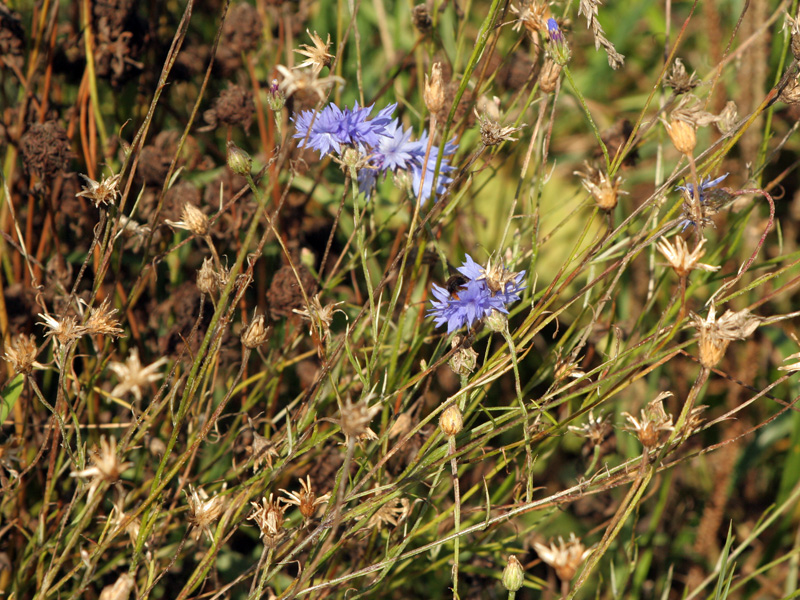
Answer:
485, 309, 508, 333
546, 18, 571, 65
502, 555, 525, 593
266, 79, 286, 111
227, 141, 252, 176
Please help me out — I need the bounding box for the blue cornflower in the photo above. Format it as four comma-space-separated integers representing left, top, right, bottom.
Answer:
428, 254, 525, 334
292, 102, 397, 157
547, 18, 562, 41
676, 173, 729, 230
411, 130, 458, 202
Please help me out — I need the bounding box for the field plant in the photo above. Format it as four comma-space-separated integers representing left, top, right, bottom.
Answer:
4, 0, 800, 598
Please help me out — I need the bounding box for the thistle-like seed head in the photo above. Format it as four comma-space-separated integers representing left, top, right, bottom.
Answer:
533, 533, 592, 582
575, 163, 626, 211
690, 305, 761, 369
242, 313, 271, 349
656, 236, 719, 277
621, 393, 675, 449
248, 494, 287, 547
185, 485, 226, 541
475, 109, 525, 146
424, 62, 446, 114
294, 30, 333, 76
3, 333, 40, 375
339, 396, 382, 442
664, 58, 701, 94
280, 475, 331, 521
76, 172, 122, 208
85, 298, 125, 338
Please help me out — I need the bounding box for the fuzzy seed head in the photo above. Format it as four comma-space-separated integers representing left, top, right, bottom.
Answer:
3, 333, 39, 375
502, 555, 525, 592
242, 313, 271, 349
39, 313, 88, 348
185, 485, 225, 541
424, 63, 446, 114
248, 494, 287, 547
439, 404, 463, 437
85, 299, 125, 338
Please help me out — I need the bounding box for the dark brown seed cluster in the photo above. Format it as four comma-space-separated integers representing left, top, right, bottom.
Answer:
19, 121, 72, 180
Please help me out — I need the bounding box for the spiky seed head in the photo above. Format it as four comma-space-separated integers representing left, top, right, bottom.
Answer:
439, 404, 463, 437
656, 236, 719, 277
664, 118, 696, 155
76, 173, 122, 208
242, 313, 271, 349
449, 337, 478, 377
197, 257, 218, 295
424, 62, 446, 114
185, 485, 225, 541
85, 299, 125, 338
339, 397, 382, 441
575, 163, 625, 211
621, 393, 675, 449
3, 333, 39, 375
475, 109, 525, 146
248, 494, 287, 547
280, 476, 330, 520
539, 58, 562, 93
534, 533, 592, 582
691, 305, 761, 369
226, 141, 252, 176
502, 555, 525, 592
294, 30, 333, 76
664, 58, 700, 94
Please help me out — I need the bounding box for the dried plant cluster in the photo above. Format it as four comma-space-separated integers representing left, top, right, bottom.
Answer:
2, 1, 800, 599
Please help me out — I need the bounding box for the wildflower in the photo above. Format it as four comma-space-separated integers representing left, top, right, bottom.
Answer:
70, 436, 133, 502
428, 254, 525, 334
502, 555, 525, 593
165, 203, 210, 237
690, 305, 761, 369
76, 172, 122, 208
534, 533, 592, 582
294, 30, 333, 76
108, 347, 168, 402
366, 495, 410, 529
265, 79, 285, 112
338, 396, 382, 444
575, 163, 625, 211
656, 236, 720, 277
248, 494, 287, 547
292, 101, 395, 157
676, 173, 729, 230
475, 109, 525, 146
546, 18, 571, 65
424, 63, 445, 114
3, 333, 41, 375
185, 485, 225, 541
241, 313, 271, 349
275, 64, 343, 100
39, 312, 88, 348
664, 58, 700, 94
280, 475, 330, 521
568, 411, 610, 448
439, 404, 463, 437
621, 393, 675, 449
85, 298, 125, 338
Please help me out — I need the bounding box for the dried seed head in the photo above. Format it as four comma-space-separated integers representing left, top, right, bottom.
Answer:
575, 163, 625, 211
539, 58, 562, 93
621, 393, 675, 449
412, 4, 432, 33
248, 494, 287, 547
3, 333, 40, 375
108, 348, 168, 402
294, 30, 333, 76
475, 109, 525, 146
656, 236, 720, 277
664, 58, 701, 94
690, 305, 762, 369
339, 396, 382, 442
534, 533, 592, 582
786, 11, 800, 61
510, 1, 548, 37
76, 173, 122, 208
439, 404, 463, 437
246, 425, 280, 472
276, 64, 344, 100
293, 293, 345, 345
778, 74, 800, 105
568, 411, 611, 448
98, 573, 134, 600
166, 203, 210, 236
242, 313, 271, 349
424, 63, 446, 114
779, 333, 800, 372
449, 337, 478, 376
70, 436, 133, 502
388, 411, 413, 439
85, 299, 125, 338
502, 555, 525, 592
197, 257, 218, 295
715, 101, 739, 135
226, 141, 252, 176
185, 485, 226, 541
280, 475, 331, 521
366, 493, 410, 529
39, 313, 88, 348
663, 118, 696, 155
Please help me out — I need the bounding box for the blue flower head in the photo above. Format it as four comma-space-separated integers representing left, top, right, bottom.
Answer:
292, 102, 397, 157
676, 173, 729, 230
547, 18, 562, 42
428, 254, 526, 334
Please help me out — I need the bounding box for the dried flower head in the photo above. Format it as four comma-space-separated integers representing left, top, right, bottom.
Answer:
656, 236, 720, 277
575, 163, 625, 211
663, 117, 696, 155
293, 293, 345, 351
246, 426, 280, 472
534, 533, 592, 582
664, 58, 701, 94
76, 172, 122, 208
539, 58, 562, 94
85, 298, 125, 337
510, 1, 548, 36
39, 313, 88, 349
439, 404, 463, 437
185, 485, 225, 541
449, 337, 478, 376
475, 109, 525, 146
676, 173, 730, 231
3, 333, 41, 375
248, 494, 287, 547
110, 496, 141, 547
621, 392, 675, 449
98, 573, 134, 600
165, 203, 209, 236
690, 305, 762, 369
276, 64, 344, 100
779, 333, 800, 372
785, 10, 800, 61
366, 494, 410, 529
108, 347, 168, 402
412, 4, 432, 33
568, 411, 611, 448
294, 30, 333, 76
242, 313, 272, 349
70, 436, 133, 502
197, 257, 218, 295
338, 396, 382, 443
280, 475, 331, 521
502, 555, 525, 592
424, 62, 446, 114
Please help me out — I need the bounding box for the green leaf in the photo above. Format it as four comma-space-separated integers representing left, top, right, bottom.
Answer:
0, 373, 24, 424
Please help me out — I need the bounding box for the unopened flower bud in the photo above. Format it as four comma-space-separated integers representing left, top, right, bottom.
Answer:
502, 555, 525, 592
664, 118, 696, 155
546, 19, 571, 66
485, 309, 508, 333
242, 313, 271, 349
266, 79, 286, 112
227, 141, 252, 176
197, 257, 217, 295
539, 58, 562, 94
449, 338, 478, 376
439, 404, 463, 437
424, 63, 446, 114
